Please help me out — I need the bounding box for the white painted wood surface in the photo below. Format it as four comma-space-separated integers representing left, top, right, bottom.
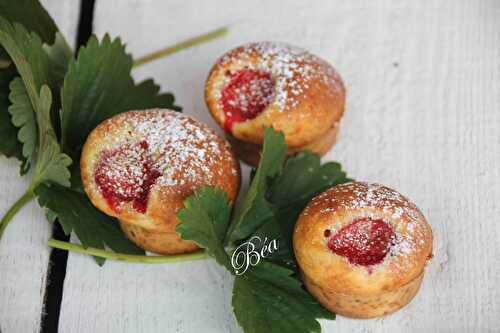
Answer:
0, 1, 80, 333
53, 0, 499, 332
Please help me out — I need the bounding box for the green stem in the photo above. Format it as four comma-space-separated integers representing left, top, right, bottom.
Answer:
0, 187, 35, 240
47, 238, 209, 264
133, 26, 228, 67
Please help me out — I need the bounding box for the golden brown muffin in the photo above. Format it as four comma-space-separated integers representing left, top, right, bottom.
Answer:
293, 182, 433, 318
81, 109, 241, 254
205, 42, 345, 166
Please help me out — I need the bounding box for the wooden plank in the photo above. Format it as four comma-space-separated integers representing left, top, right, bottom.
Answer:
59, 0, 500, 332
0, 1, 80, 332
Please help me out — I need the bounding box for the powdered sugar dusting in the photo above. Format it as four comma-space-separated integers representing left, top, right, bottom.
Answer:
218, 42, 342, 112
96, 141, 150, 199
223, 70, 274, 117
308, 181, 430, 271
95, 140, 161, 213
95, 110, 238, 212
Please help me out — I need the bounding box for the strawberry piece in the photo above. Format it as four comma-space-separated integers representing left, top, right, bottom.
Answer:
95, 140, 161, 213
327, 218, 395, 266
220, 69, 274, 131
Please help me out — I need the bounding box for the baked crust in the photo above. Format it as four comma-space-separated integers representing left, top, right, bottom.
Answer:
303, 271, 424, 318
227, 122, 339, 166
205, 42, 345, 165
81, 109, 241, 254
293, 182, 433, 318
120, 220, 199, 255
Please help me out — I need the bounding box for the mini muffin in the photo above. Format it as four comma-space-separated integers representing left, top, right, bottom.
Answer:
81, 109, 241, 254
205, 42, 345, 165
293, 182, 433, 318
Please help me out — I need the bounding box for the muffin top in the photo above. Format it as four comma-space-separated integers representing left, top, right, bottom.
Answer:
81, 109, 240, 231
294, 182, 433, 295
205, 42, 345, 147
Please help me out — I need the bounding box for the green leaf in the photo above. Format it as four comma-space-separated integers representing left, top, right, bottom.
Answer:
227, 128, 286, 244
0, 0, 58, 45
45, 208, 57, 223
0, 17, 71, 186
0, 15, 50, 169
43, 32, 72, 85
0, 0, 59, 66
176, 186, 232, 269
8, 77, 36, 168
43, 31, 73, 139
246, 216, 294, 265
0, 17, 50, 101
269, 152, 351, 207
121, 79, 181, 112
60, 35, 130, 158
233, 261, 334, 333
0, 64, 24, 162
31, 85, 71, 187
36, 183, 145, 265
60, 34, 180, 161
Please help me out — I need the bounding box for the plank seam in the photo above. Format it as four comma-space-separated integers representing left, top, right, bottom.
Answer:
39, 1, 96, 332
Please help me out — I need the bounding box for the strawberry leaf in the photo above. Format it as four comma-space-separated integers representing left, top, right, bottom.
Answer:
226, 128, 286, 244
32, 85, 71, 187
269, 152, 352, 208
8, 77, 37, 169
0, 64, 24, 163
176, 186, 232, 270
0, 15, 51, 173
0, 0, 58, 45
60, 34, 180, 161
0, 17, 71, 187
36, 183, 145, 265
232, 261, 334, 333
60, 34, 130, 159
0, 0, 59, 66
122, 78, 181, 112
0, 17, 50, 97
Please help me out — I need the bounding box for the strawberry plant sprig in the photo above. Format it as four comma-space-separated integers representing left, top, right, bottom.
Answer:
175, 129, 351, 333
0, 16, 72, 238
0, 0, 229, 264
50, 128, 351, 332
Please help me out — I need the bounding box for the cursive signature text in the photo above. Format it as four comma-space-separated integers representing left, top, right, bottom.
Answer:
231, 236, 279, 275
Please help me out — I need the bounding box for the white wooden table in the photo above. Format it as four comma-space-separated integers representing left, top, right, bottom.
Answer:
1, 0, 499, 332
